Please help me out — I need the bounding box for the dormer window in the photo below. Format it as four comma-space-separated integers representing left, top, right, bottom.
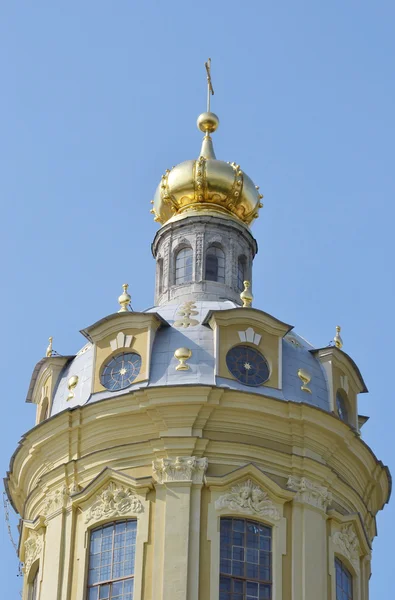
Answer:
336, 391, 349, 423
205, 245, 225, 283
175, 247, 193, 284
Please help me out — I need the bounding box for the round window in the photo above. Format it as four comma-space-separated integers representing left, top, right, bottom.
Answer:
101, 352, 142, 391
226, 345, 270, 386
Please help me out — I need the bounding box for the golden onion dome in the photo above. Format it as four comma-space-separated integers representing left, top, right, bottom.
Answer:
150, 111, 263, 227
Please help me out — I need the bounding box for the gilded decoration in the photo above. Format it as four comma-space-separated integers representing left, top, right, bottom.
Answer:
85, 482, 143, 524
152, 456, 208, 484
174, 347, 192, 371
174, 301, 199, 328
151, 65, 263, 229
42, 485, 69, 516
287, 476, 332, 512
332, 524, 360, 566
24, 531, 42, 573
215, 479, 281, 521
297, 368, 312, 393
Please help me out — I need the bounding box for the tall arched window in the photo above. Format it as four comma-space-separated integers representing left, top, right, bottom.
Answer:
336, 391, 349, 423
28, 568, 39, 600
237, 256, 247, 292
335, 557, 353, 599
157, 258, 164, 295
205, 246, 225, 283
220, 517, 272, 599
87, 520, 137, 600
175, 247, 193, 284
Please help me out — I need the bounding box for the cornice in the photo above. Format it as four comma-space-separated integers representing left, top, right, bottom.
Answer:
6, 386, 390, 531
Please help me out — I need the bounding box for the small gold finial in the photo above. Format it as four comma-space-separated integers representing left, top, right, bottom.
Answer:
334, 325, 343, 349
240, 281, 253, 308
174, 347, 192, 371
66, 375, 79, 401
118, 283, 131, 313
46, 336, 53, 358
298, 368, 312, 393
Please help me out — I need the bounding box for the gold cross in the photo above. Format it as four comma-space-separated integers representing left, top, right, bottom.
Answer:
205, 58, 214, 112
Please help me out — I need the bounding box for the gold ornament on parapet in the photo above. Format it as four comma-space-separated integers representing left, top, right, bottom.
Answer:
46, 336, 53, 358
297, 368, 312, 393
174, 301, 199, 328
334, 325, 343, 349
240, 281, 253, 307
174, 347, 192, 371
118, 283, 131, 313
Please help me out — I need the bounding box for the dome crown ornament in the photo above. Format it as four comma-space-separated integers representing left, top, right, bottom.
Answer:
151, 59, 263, 228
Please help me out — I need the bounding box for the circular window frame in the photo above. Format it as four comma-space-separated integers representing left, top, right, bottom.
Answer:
100, 351, 142, 392
225, 344, 270, 387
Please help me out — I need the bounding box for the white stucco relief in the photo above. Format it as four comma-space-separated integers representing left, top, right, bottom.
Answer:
42, 484, 69, 516
332, 523, 360, 567
215, 479, 281, 521
152, 456, 208, 484
23, 531, 42, 573
85, 482, 144, 524
287, 476, 332, 512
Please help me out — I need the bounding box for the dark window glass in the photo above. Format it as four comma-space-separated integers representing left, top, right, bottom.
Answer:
220, 518, 272, 600
175, 248, 193, 284
157, 258, 164, 295
237, 257, 246, 292
335, 557, 353, 600
336, 393, 348, 423
205, 246, 225, 283
226, 345, 270, 386
100, 353, 142, 392
87, 520, 137, 600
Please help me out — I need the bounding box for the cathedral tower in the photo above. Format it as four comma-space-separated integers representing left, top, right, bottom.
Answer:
5, 67, 390, 600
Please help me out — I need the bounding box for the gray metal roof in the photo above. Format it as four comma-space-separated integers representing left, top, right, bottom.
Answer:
48, 300, 330, 416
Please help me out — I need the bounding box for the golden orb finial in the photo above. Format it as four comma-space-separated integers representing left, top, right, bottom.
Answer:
118, 283, 131, 313
197, 111, 219, 135
46, 336, 53, 358
334, 325, 343, 349
240, 281, 253, 308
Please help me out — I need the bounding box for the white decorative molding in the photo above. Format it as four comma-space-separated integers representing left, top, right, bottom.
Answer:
332, 523, 360, 566
42, 485, 69, 516
110, 332, 134, 352
238, 327, 261, 346
152, 456, 208, 484
85, 482, 144, 524
287, 476, 332, 512
340, 375, 349, 394
24, 531, 42, 573
215, 479, 281, 521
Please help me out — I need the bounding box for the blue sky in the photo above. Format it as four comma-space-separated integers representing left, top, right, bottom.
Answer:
1, 1, 394, 596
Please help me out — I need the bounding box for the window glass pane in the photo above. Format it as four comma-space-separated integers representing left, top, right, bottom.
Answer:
335, 558, 353, 600
205, 246, 225, 283
220, 518, 272, 599
237, 256, 246, 292
336, 392, 349, 423
87, 521, 137, 600
175, 248, 193, 284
